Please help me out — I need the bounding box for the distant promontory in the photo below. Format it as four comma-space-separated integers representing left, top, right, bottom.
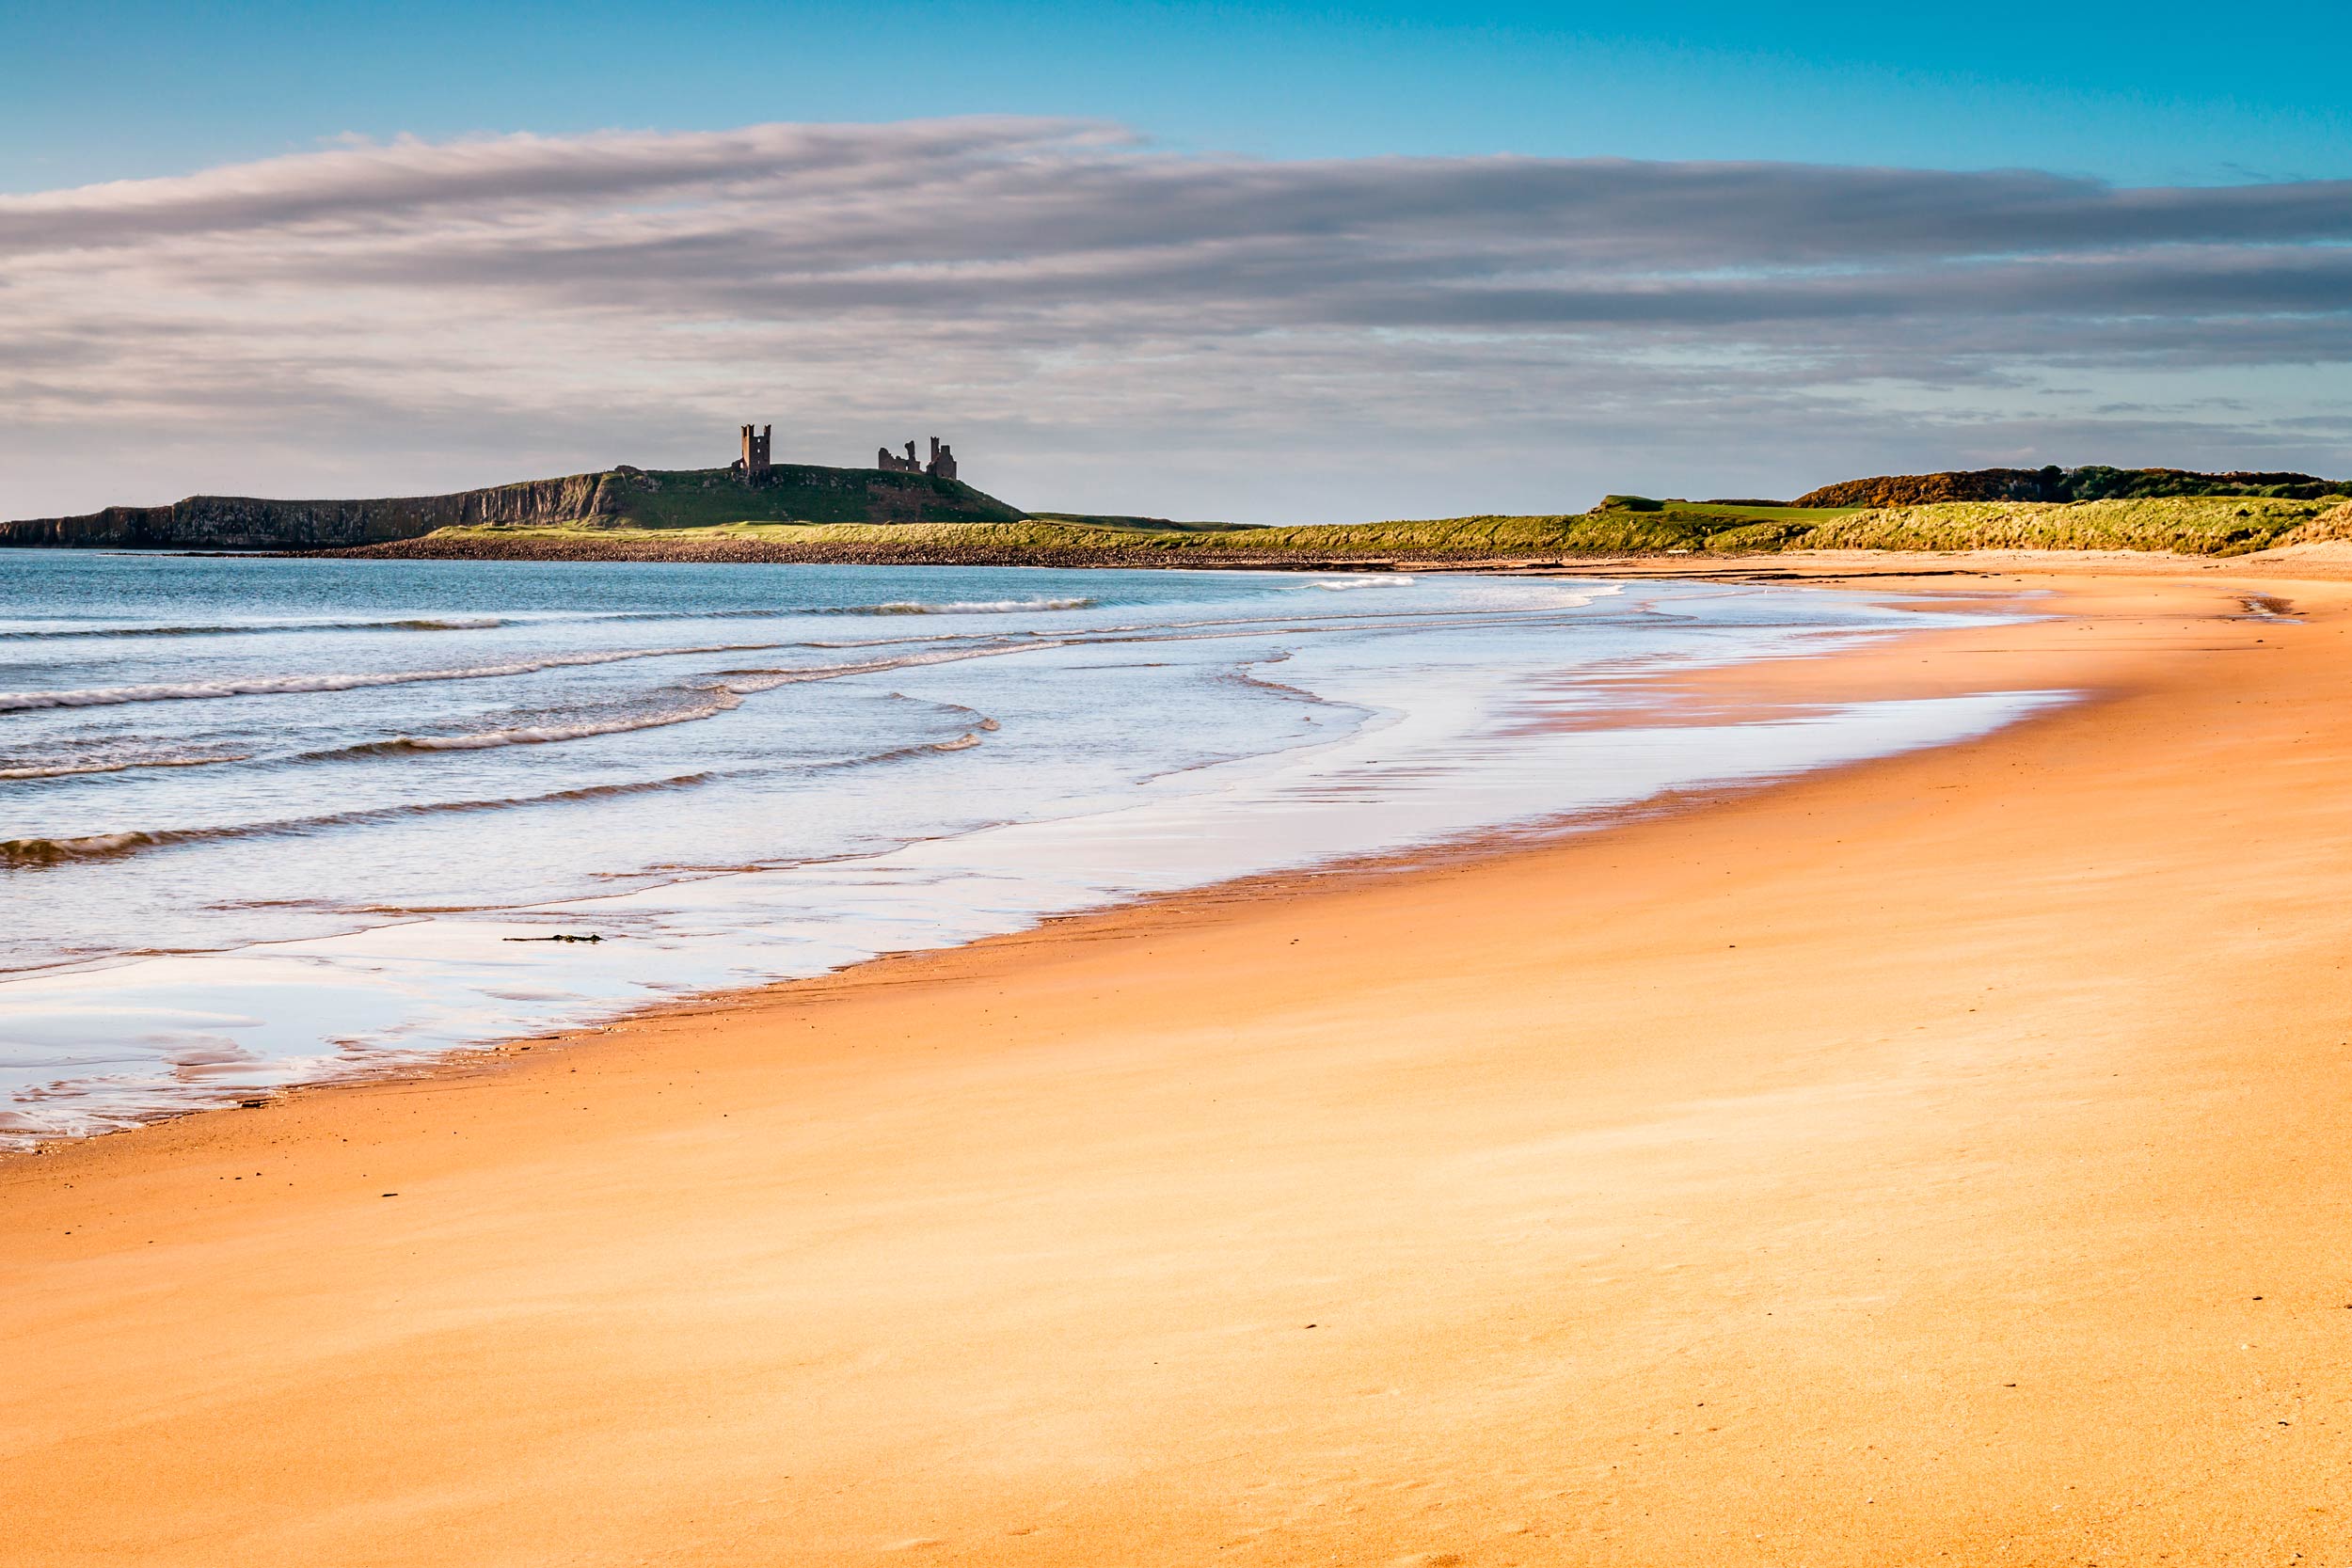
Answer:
0, 461, 1025, 552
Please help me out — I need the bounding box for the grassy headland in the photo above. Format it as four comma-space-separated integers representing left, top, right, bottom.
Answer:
0, 464, 1025, 552
601, 465, 1022, 528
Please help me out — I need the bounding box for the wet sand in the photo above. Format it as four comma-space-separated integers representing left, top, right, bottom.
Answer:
8, 560, 2352, 1564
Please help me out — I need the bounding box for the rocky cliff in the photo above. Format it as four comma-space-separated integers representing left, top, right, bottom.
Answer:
0, 464, 1025, 550
0, 472, 633, 550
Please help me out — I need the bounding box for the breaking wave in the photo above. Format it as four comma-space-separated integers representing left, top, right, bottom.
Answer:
0, 772, 720, 869
0, 753, 247, 782
829, 596, 1095, 616
356, 689, 743, 753
0, 638, 803, 713
0, 615, 505, 640
716, 639, 1059, 693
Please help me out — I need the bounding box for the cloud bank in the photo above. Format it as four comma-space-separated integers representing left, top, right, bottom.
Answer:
6, 118, 2347, 520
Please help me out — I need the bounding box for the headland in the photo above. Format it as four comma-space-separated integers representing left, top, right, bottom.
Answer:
0, 462, 1025, 552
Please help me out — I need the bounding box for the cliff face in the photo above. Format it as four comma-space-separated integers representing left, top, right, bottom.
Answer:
0, 472, 631, 550
0, 465, 1025, 549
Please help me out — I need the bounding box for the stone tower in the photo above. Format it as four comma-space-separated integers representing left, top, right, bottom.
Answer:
875, 435, 961, 479
739, 423, 772, 480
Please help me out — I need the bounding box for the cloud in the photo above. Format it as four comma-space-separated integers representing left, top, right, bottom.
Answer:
2, 118, 2346, 520
0, 119, 1106, 252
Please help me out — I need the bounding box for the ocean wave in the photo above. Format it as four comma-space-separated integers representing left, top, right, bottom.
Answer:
0, 771, 720, 869
0, 615, 505, 640
364, 689, 743, 752
0, 752, 249, 782
799, 597, 1596, 653
718, 639, 1058, 693
0, 604, 1073, 644
828, 596, 1095, 615
1279, 577, 1415, 592
744, 726, 995, 781
0, 638, 802, 713
802, 630, 1025, 650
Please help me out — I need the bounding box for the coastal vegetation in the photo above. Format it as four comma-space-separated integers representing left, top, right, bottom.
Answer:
603, 465, 1022, 528
1792, 496, 2352, 554
345, 492, 2352, 565
1793, 464, 2351, 508
7, 460, 2346, 563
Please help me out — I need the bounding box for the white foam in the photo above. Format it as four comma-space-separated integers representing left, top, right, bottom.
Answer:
0, 614, 504, 640
719, 640, 1058, 693
0, 683, 2071, 1144
0, 753, 245, 781
391, 689, 742, 751
1295, 576, 1414, 591
837, 596, 1095, 615
0, 638, 802, 712
0, 772, 721, 869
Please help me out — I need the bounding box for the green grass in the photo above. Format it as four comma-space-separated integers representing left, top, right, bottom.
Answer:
430, 508, 1831, 560
445, 519, 1156, 550
1142, 513, 1713, 555
1024, 513, 1256, 534
402, 493, 2352, 562
1181, 496, 2352, 559
1591, 496, 1866, 522
1118, 504, 1864, 557
1796, 496, 2349, 555
590, 465, 1025, 529
1648, 502, 1868, 523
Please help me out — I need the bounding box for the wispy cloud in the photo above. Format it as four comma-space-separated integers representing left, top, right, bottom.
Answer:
5, 119, 2346, 520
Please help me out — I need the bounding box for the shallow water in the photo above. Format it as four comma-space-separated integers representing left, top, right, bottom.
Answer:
0, 554, 2052, 1143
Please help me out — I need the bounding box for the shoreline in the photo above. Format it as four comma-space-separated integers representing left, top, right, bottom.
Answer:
0, 567, 2028, 1148
9, 562, 2352, 1562
21, 535, 2352, 586
13, 535, 2352, 585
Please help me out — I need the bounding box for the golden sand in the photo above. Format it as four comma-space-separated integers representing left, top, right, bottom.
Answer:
7, 560, 2351, 1564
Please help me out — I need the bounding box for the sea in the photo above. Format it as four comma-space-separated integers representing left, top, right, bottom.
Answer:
0, 552, 2057, 1144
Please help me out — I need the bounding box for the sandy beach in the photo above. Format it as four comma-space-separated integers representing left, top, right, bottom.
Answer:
8, 556, 2352, 1565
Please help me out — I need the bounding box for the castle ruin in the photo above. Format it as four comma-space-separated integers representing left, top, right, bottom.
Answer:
737, 423, 772, 482
727, 423, 961, 484
878, 437, 957, 482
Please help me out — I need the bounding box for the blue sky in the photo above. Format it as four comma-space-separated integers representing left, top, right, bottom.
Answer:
3, 3, 2348, 519
9, 0, 2346, 190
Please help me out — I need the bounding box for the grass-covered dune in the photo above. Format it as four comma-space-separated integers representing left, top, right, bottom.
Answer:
1794, 496, 2352, 554
347, 492, 2352, 566
340, 507, 1859, 565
